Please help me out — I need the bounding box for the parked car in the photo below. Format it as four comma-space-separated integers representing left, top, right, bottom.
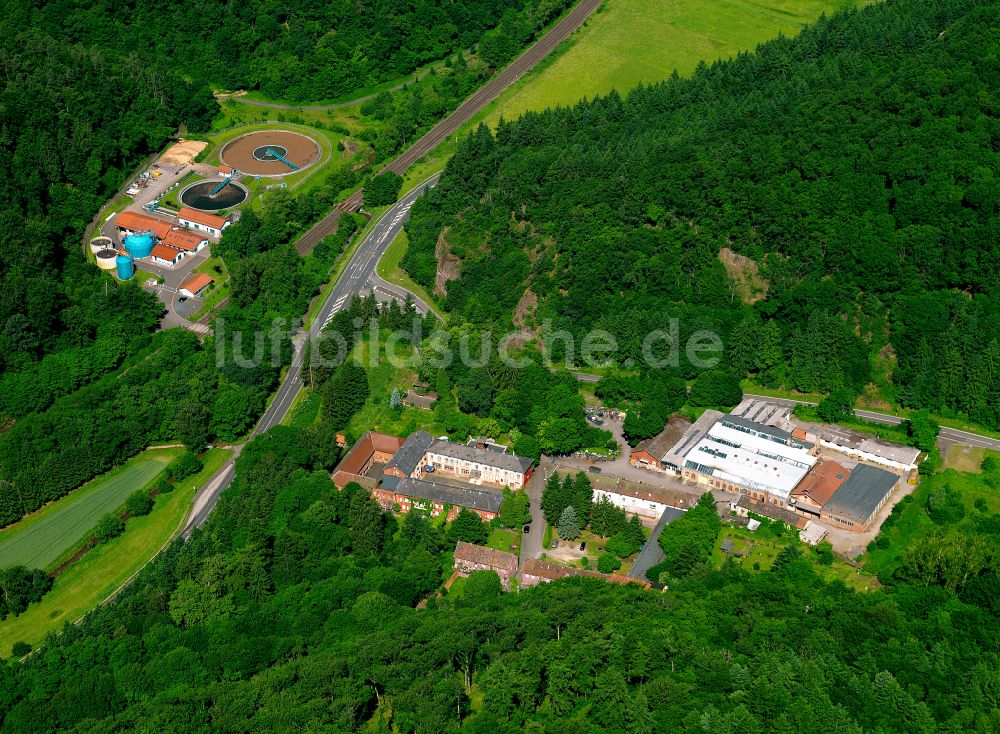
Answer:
178, 297, 187, 303
551, 540, 558, 549
523, 524, 531, 534
588, 466, 602, 474
579, 542, 587, 552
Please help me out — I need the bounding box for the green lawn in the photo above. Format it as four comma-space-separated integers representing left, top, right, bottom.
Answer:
713, 525, 872, 591
476, 0, 865, 129
863, 465, 1000, 579
486, 528, 521, 555
286, 389, 322, 428
0, 449, 230, 657
376, 230, 445, 320
0, 448, 183, 571
188, 255, 231, 321
344, 336, 444, 439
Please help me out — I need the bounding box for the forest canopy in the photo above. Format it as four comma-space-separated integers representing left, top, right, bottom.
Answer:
403, 0, 1000, 427
2, 0, 574, 102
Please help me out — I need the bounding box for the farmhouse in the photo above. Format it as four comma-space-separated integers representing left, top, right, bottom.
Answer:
373, 476, 503, 521
818, 425, 921, 473
384, 431, 436, 478
682, 415, 816, 506
453, 542, 519, 587
402, 391, 438, 410
177, 207, 230, 237
178, 273, 215, 298
819, 464, 898, 532
629, 417, 685, 473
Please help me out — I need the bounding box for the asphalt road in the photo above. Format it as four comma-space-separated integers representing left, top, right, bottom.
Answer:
183, 176, 440, 535
294, 0, 603, 254
519, 459, 551, 572
742, 394, 1000, 452
563, 376, 1000, 452
627, 507, 685, 581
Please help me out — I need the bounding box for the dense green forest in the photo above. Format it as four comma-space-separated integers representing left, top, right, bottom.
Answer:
3, 0, 573, 102
0, 0, 578, 528
403, 0, 1000, 428
0, 419, 996, 731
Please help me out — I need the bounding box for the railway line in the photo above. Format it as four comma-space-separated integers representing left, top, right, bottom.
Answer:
294, 0, 603, 255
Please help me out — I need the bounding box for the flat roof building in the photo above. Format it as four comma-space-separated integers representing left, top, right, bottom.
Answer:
730, 398, 794, 431
683, 416, 816, 503
661, 409, 725, 473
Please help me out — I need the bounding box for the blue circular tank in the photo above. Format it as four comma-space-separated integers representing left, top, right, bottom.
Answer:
123, 232, 154, 259
116, 254, 135, 281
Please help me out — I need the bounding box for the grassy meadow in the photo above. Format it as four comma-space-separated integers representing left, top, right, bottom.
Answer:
0, 448, 182, 571
476, 0, 866, 127
0, 449, 230, 657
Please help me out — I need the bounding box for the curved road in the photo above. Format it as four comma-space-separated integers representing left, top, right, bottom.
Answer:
183, 176, 440, 534
216, 52, 471, 112
294, 0, 603, 254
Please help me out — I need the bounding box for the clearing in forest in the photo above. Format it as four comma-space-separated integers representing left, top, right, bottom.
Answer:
0, 449, 181, 571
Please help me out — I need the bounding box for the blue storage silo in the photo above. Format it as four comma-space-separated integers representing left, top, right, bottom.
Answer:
123, 232, 154, 259
116, 254, 134, 281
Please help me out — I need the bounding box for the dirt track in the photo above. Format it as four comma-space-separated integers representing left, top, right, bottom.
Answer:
294, 0, 603, 254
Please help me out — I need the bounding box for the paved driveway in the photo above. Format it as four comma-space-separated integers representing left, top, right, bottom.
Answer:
518, 458, 551, 572
628, 507, 685, 581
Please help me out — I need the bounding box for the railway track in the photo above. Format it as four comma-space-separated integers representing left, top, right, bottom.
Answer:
294, 0, 602, 255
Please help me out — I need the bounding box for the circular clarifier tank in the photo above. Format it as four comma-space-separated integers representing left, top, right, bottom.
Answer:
179, 180, 249, 211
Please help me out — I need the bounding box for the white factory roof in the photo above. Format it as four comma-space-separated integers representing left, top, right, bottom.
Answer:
685, 421, 816, 499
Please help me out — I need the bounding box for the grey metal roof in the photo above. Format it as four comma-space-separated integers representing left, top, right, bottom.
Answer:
428, 439, 533, 473
822, 464, 898, 523
385, 430, 434, 476
721, 415, 814, 449
661, 409, 725, 465
395, 477, 503, 514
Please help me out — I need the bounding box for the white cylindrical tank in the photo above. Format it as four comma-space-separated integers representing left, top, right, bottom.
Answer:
95, 249, 119, 270
90, 236, 114, 254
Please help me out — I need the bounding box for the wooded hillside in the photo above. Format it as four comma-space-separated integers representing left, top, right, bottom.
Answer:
404, 0, 1000, 427
3, 0, 574, 102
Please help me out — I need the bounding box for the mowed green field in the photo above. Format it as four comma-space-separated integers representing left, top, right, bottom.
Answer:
0, 448, 230, 657
402, 0, 867, 190
0, 448, 181, 571
481, 0, 866, 124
